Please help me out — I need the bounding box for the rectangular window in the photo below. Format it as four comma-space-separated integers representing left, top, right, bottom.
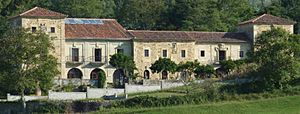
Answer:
239, 51, 244, 58
162, 50, 167, 57
32, 27, 37, 33
117, 49, 124, 54
50, 27, 55, 33
181, 50, 186, 58
144, 49, 149, 57
72, 48, 79, 62
200, 50, 205, 57
95, 49, 102, 62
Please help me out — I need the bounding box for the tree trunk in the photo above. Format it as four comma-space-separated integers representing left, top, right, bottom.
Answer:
35, 81, 42, 96
21, 89, 26, 112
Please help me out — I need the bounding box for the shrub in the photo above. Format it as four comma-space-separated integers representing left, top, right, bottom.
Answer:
27, 101, 67, 113
98, 71, 106, 88
62, 83, 76, 92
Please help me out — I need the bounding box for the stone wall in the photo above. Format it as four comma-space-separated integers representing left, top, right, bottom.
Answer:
19, 17, 66, 80
253, 25, 294, 42
161, 80, 185, 89
2, 80, 191, 101
6, 94, 48, 101
48, 91, 86, 100
87, 88, 124, 99
54, 79, 97, 86
195, 43, 251, 65
125, 83, 161, 94
238, 24, 294, 46
133, 41, 195, 80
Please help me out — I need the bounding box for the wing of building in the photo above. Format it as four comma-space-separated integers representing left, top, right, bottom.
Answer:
9, 7, 296, 86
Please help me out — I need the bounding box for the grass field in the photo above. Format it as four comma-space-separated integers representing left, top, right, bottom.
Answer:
97, 95, 300, 114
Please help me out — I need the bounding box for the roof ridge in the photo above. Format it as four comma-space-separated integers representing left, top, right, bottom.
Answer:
251, 13, 267, 23
17, 7, 67, 18
130, 30, 236, 34
239, 14, 296, 25
19, 7, 39, 16
129, 30, 186, 32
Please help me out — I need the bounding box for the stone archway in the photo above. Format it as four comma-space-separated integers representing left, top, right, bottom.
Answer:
90, 68, 105, 80
144, 70, 150, 79
113, 69, 125, 88
67, 68, 83, 79
162, 71, 168, 80
180, 71, 189, 81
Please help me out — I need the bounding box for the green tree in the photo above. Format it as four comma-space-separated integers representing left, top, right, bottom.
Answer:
171, 0, 254, 32
53, 0, 115, 18
98, 71, 106, 88
250, 28, 300, 90
177, 60, 200, 80
219, 59, 237, 75
177, 60, 201, 94
194, 65, 215, 78
0, 28, 59, 108
117, 0, 166, 30
150, 58, 177, 75
109, 53, 136, 81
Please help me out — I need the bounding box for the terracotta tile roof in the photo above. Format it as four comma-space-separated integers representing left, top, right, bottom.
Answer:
129, 30, 248, 43
65, 19, 132, 40
239, 14, 296, 25
16, 7, 67, 18
186, 32, 249, 43
129, 31, 194, 42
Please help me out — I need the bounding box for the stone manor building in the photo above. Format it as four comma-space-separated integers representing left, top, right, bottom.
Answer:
9, 7, 296, 86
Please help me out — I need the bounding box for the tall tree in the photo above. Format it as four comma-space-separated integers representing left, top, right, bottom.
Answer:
172, 0, 254, 32
0, 28, 59, 108
177, 60, 200, 80
250, 28, 300, 90
109, 53, 136, 84
117, 0, 166, 30
150, 58, 177, 75
53, 0, 116, 18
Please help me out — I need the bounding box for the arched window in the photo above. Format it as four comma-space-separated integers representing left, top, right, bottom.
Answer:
144, 70, 150, 79
113, 69, 125, 88
90, 68, 105, 80
162, 71, 168, 80
67, 68, 83, 79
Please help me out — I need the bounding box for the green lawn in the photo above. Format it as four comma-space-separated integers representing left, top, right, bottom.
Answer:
97, 95, 300, 114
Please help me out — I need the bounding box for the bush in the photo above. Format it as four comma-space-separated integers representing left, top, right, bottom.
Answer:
62, 83, 76, 92
27, 101, 67, 113
98, 71, 106, 88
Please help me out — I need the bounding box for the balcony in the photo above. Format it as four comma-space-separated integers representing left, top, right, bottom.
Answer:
66, 56, 85, 65
86, 56, 107, 66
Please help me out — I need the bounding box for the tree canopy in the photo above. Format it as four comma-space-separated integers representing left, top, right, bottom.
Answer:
250, 28, 300, 90
0, 0, 299, 32
150, 58, 177, 74
0, 28, 59, 96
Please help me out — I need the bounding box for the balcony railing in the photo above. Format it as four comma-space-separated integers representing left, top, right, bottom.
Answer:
86, 56, 107, 64
66, 56, 85, 63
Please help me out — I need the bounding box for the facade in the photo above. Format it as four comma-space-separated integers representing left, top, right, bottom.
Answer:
9, 7, 296, 86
